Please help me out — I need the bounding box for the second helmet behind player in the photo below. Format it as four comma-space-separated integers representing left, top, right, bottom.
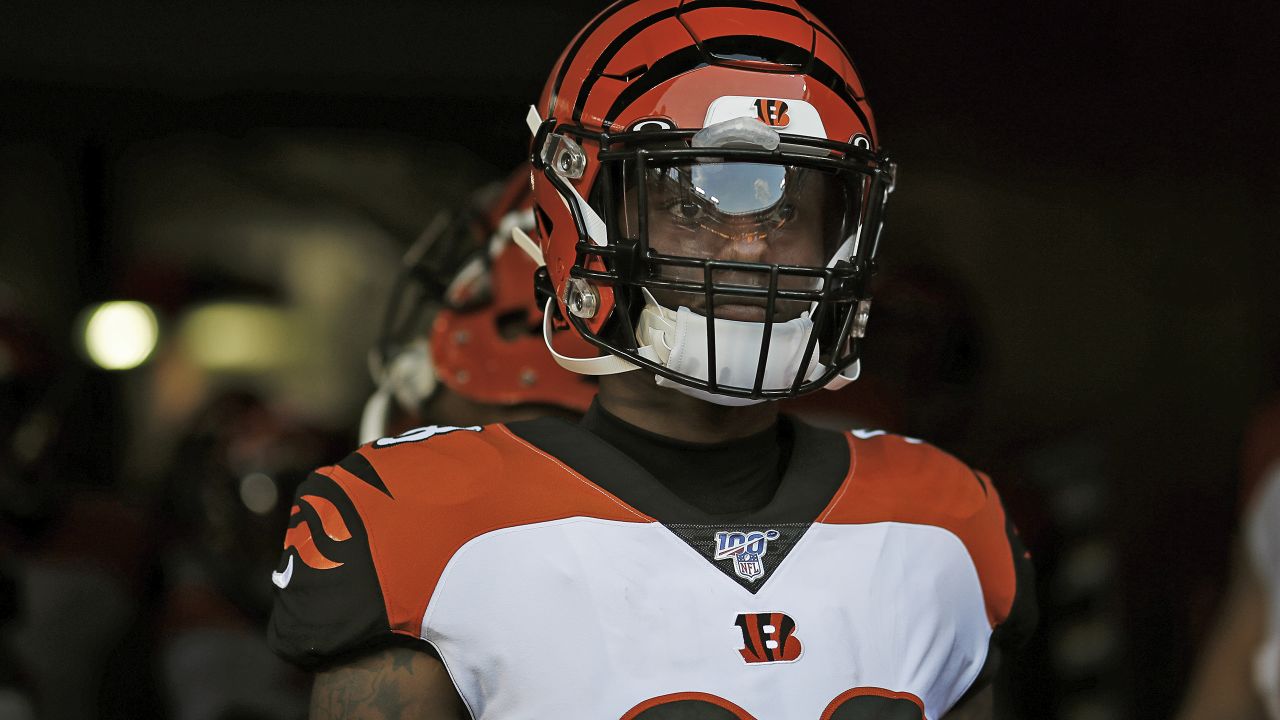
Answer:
528, 0, 896, 406
362, 166, 596, 443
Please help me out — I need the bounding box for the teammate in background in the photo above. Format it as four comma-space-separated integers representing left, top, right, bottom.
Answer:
157, 163, 592, 720
156, 392, 336, 720
270, 3, 1036, 718
1177, 399, 1280, 720
359, 165, 596, 442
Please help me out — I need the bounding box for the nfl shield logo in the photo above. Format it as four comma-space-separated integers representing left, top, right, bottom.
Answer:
713, 529, 781, 582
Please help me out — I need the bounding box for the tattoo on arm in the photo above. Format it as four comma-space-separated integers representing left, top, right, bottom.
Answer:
310, 646, 468, 720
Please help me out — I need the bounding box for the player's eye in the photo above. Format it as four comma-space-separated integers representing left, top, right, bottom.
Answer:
667, 199, 706, 226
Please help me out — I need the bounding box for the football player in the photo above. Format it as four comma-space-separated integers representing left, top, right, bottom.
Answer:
359, 165, 596, 442
269, 2, 1036, 718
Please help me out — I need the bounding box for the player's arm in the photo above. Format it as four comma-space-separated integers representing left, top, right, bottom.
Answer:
270, 468, 469, 718
311, 646, 469, 720
1175, 543, 1267, 720
942, 686, 992, 720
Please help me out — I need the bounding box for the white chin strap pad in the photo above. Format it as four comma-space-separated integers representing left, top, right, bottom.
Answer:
636, 299, 826, 407
541, 295, 863, 403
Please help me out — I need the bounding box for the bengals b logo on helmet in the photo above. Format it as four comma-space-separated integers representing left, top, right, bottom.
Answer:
752, 98, 791, 128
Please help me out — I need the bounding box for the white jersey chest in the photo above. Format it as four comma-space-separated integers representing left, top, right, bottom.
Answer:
422, 518, 992, 719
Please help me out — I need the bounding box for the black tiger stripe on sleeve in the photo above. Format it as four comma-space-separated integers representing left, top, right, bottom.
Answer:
268, 470, 403, 670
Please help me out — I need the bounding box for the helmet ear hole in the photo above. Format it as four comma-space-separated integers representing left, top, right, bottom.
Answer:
494, 309, 533, 341
534, 204, 554, 238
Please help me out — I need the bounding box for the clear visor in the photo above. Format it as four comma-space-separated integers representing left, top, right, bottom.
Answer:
616, 160, 864, 320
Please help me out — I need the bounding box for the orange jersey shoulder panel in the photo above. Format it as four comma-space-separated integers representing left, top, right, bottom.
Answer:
819, 432, 1017, 628
317, 424, 650, 638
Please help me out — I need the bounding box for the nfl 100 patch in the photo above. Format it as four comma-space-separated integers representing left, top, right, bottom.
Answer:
664, 523, 810, 592
714, 529, 782, 582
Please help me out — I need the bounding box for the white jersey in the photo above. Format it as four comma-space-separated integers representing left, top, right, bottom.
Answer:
269, 417, 1034, 719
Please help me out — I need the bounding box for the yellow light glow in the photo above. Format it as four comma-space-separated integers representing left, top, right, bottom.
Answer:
179, 303, 299, 372
82, 301, 159, 370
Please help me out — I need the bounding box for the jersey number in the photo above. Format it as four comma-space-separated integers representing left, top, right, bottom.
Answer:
622, 688, 925, 719
373, 424, 481, 448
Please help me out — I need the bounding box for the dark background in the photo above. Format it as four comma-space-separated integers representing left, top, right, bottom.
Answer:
1, 2, 1278, 718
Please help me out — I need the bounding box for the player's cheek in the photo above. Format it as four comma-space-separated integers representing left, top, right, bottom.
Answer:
651, 218, 718, 260
766, 227, 825, 268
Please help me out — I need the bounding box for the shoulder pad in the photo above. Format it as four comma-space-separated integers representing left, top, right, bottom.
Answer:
272, 420, 647, 668
843, 429, 988, 514
824, 429, 1024, 630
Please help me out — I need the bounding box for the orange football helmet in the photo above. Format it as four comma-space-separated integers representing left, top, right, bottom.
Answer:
361, 166, 596, 442
527, 0, 896, 405
429, 168, 598, 411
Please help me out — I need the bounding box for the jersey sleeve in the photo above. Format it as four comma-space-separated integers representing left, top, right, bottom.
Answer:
267, 466, 409, 669
266, 423, 574, 669
959, 471, 1038, 700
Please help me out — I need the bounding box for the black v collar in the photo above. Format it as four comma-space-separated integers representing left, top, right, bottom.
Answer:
505, 411, 851, 593
505, 411, 849, 525
577, 401, 787, 521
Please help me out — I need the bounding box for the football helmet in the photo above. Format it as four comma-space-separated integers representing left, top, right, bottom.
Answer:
361, 167, 596, 442
528, 0, 896, 405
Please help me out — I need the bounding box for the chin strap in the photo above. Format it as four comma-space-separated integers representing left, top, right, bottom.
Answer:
511, 226, 545, 266
823, 358, 861, 390
541, 298, 639, 376
561, 180, 609, 247
537, 290, 687, 377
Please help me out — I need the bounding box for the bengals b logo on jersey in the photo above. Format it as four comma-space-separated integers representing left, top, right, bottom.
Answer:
735, 612, 802, 664
753, 99, 791, 128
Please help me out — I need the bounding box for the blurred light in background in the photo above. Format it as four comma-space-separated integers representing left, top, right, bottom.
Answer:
80, 301, 159, 370
178, 302, 299, 372
238, 472, 279, 515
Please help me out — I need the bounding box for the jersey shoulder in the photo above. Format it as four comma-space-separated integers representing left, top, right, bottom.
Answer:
268, 421, 645, 669
830, 429, 991, 523
351, 421, 646, 526
824, 429, 1033, 636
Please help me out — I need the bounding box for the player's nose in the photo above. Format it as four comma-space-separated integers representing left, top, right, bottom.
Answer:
717, 230, 770, 264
